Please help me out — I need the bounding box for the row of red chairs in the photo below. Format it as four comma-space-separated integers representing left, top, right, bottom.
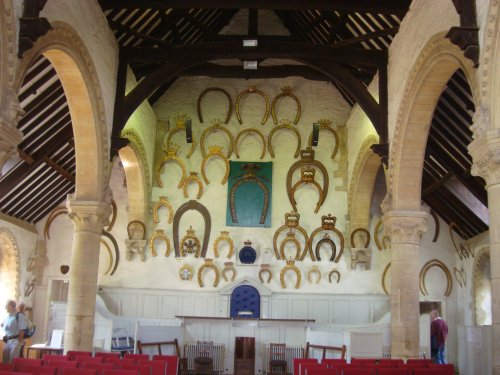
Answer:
294, 359, 454, 375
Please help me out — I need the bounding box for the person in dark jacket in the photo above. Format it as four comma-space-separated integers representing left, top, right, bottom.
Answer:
430, 310, 448, 364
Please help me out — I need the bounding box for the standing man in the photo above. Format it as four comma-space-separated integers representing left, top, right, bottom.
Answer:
2, 300, 27, 363
430, 309, 448, 364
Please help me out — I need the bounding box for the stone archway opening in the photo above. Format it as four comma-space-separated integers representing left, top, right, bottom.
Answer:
0, 229, 20, 308
119, 145, 147, 223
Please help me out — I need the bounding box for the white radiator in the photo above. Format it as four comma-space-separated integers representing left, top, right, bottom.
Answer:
184, 343, 225, 373
263, 345, 304, 374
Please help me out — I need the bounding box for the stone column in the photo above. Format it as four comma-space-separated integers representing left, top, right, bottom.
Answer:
64, 198, 111, 352
383, 210, 428, 359
469, 128, 500, 375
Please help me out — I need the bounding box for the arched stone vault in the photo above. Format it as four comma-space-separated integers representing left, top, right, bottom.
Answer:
0, 228, 20, 304
388, 32, 478, 211
119, 145, 148, 223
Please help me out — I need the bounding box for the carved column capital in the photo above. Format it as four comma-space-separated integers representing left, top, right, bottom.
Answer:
382, 210, 429, 245
0, 118, 23, 172
469, 128, 500, 187
66, 198, 111, 234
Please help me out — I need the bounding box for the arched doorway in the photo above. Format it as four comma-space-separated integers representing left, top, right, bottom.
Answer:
0, 228, 20, 308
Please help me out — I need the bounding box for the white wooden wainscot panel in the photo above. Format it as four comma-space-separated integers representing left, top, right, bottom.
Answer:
291, 299, 309, 319
185, 322, 207, 342
284, 326, 308, 346
206, 296, 217, 316
161, 295, 181, 318
182, 295, 193, 315
271, 299, 289, 319
373, 300, 390, 321
101, 292, 120, 315
311, 299, 330, 323
143, 294, 159, 318
351, 301, 371, 323
122, 293, 140, 316
331, 300, 350, 323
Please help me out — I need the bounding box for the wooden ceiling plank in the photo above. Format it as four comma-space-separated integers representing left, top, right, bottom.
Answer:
22, 114, 72, 155
330, 26, 398, 48
0, 164, 52, 207
432, 112, 471, 148
18, 67, 57, 103
18, 95, 68, 135
21, 81, 64, 117
429, 125, 472, 166
108, 19, 172, 47
22, 181, 73, 223
30, 184, 75, 224
20, 57, 51, 85
44, 157, 75, 183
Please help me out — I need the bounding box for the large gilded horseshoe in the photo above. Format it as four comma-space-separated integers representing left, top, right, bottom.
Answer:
419, 259, 452, 297
183, 172, 204, 199
350, 228, 371, 248
382, 262, 391, 295
222, 262, 236, 282
305, 215, 343, 262
234, 128, 266, 159
280, 262, 301, 289
201, 147, 230, 185
271, 87, 301, 125
150, 229, 171, 257
279, 232, 302, 260
235, 87, 270, 125
107, 200, 118, 231
273, 217, 309, 261
213, 231, 234, 258
173, 200, 211, 258
430, 209, 440, 242
200, 124, 234, 158
99, 239, 114, 275
102, 230, 120, 276
308, 125, 340, 160
259, 267, 272, 283
153, 197, 174, 224
374, 219, 384, 250
268, 124, 301, 158
229, 176, 269, 224
197, 87, 233, 124
155, 153, 187, 189
164, 128, 196, 159
198, 259, 220, 287
315, 236, 336, 262
44, 206, 68, 239
290, 179, 324, 213
307, 267, 321, 284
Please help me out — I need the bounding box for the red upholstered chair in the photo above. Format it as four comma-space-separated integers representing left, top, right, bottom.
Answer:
152, 355, 178, 375
44, 355, 70, 362
139, 360, 166, 375
307, 367, 338, 375
95, 353, 121, 359
413, 369, 443, 375
350, 359, 377, 368
379, 359, 405, 368
377, 369, 408, 375
427, 364, 454, 375
120, 364, 151, 375
83, 363, 114, 375
67, 352, 92, 361
0, 371, 32, 375
406, 359, 433, 366
16, 365, 57, 375
0, 365, 14, 372
77, 358, 104, 367
293, 358, 318, 375
14, 358, 44, 369
105, 359, 135, 369
103, 370, 138, 375
123, 355, 149, 363
47, 361, 78, 375
342, 368, 375, 375
302, 363, 327, 375
321, 359, 346, 368
61, 368, 97, 375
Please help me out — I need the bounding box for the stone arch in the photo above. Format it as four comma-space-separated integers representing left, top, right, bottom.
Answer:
389, 33, 478, 210
0, 228, 21, 305
15, 21, 109, 201
118, 144, 148, 223
348, 134, 381, 229
473, 246, 492, 326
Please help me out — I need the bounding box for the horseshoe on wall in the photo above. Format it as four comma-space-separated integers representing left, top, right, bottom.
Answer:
307, 266, 321, 284
381, 262, 391, 295
268, 120, 302, 158
290, 167, 324, 213
153, 196, 174, 224
259, 265, 272, 283
99, 239, 114, 275
197, 87, 233, 124
328, 269, 341, 284
201, 145, 230, 185
374, 219, 384, 251
419, 259, 453, 297
200, 122, 234, 158
271, 86, 301, 125
273, 212, 309, 260
198, 259, 220, 287
307, 122, 340, 160
280, 260, 301, 289
279, 230, 302, 260
235, 86, 270, 125
155, 148, 187, 189
173, 200, 211, 258
101, 230, 120, 276
286, 148, 329, 215
234, 128, 266, 159
164, 127, 196, 159
306, 214, 343, 262
44, 206, 67, 240
150, 229, 171, 257
213, 231, 234, 259
430, 209, 440, 242
222, 262, 236, 282
183, 172, 204, 199
449, 222, 473, 259
315, 234, 337, 262
350, 228, 371, 248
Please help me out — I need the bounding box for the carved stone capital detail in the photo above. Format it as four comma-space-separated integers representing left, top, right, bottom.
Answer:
382, 210, 429, 245
67, 198, 112, 234
469, 129, 500, 187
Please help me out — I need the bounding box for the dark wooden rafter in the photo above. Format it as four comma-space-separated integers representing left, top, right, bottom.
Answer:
446, 0, 480, 66
18, 0, 52, 57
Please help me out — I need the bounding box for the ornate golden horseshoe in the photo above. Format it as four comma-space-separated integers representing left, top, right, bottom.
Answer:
127, 220, 146, 240
449, 222, 473, 259
430, 209, 440, 242
153, 196, 174, 224
200, 121, 234, 158
164, 128, 196, 159
329, 269, 341, 284
307, 266, 321, 284
306, 214, 344, 262
180, 226, 201, 257
201, 145, 230, 185
179, 264, 194, 281
222, 262, 236, 282
235, 86, 270, 125
229, 172, 269, 225
286, 148, 328, 214
197, 87, 233, 124
155, 147, 187, 189
280, 259, 301, 289
234, 128, 266, 159
315, 234, 336, 262
198, 259, 220, 287
290, 167, 324, 213
271, 86, 301, 125
44, 206, 68, 240
382, 262, 391, 295
308, 120, 339, 160
107, 199, 118, 231
213, 231, 234, 258
419, 259, 453, 297
350, 228, 371, 248
268, 120, 302, 158
279, 230, 302, 260
273, 212, 309, 260
173, 200, 211, 258
102, 230, 120, 275
100, 239, 114, 275
149, 229, 171, 257
259, 264, 272, 283
374, 219, 383, 251
183, 172, 204, 199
